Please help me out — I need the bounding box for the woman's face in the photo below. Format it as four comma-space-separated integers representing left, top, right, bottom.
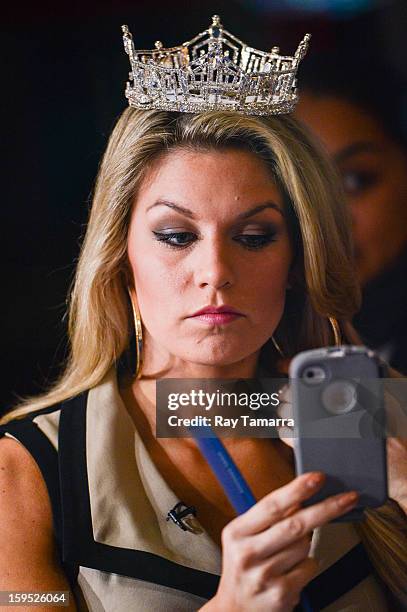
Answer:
295, 94, 407, 286
127, 148, 293, 375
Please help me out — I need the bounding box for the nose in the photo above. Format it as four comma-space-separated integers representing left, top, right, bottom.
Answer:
193, 237, 235, 290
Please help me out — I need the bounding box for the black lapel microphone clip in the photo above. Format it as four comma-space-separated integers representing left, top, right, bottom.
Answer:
167, 502, 197, 532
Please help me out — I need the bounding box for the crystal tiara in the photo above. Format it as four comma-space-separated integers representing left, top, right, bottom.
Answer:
121, 15, 311, 116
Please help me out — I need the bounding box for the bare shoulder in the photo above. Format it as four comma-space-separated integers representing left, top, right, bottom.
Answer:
0, 435, 53, 535
0, 436, 77, 609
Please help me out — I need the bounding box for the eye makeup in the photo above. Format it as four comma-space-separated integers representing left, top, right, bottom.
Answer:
152, 221, 281, 252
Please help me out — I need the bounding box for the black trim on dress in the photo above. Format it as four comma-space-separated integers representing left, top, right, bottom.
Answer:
305, 542, 373, 609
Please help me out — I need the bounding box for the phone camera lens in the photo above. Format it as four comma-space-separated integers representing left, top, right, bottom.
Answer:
302, 366, 326, 385
322, 380, 358, 415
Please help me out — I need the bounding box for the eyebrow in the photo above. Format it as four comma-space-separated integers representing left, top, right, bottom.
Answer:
146, 200, 284, 220
334, 141, 383, 164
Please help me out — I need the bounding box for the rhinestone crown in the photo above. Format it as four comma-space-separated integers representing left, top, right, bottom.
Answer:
122, 15, 311, 116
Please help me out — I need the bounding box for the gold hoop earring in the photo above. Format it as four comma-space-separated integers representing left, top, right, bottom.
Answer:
271, 335, 285, 358
128, 287, 143, 379
328, 316, 341, 346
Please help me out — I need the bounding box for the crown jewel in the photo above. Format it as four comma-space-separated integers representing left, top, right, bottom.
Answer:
122, 16, 311, 116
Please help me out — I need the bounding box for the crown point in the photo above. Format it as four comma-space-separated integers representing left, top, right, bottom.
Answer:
295, 33, 312, 59
210, 15, 222, 38
155, 40, 163, 50
271, 46, 280, 54
301, 33, 312, 48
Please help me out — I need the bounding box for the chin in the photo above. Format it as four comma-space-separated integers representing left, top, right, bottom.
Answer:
182, 339, 256, 368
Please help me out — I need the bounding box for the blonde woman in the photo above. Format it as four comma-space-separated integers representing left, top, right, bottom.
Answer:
0, 107, 406, 612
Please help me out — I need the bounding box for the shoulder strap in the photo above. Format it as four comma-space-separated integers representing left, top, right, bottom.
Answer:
0, 415, 79, 588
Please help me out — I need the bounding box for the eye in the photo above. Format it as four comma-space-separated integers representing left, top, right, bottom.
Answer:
341, 170, 379, 196
152, 230, 278, 251
233, 232, 278, 250
153, 231, 197, 249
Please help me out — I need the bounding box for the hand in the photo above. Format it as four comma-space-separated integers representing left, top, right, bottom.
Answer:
387, 437, 407, 514
201, 473, 358, 612
383, 386, 407, 513
275, 383, 295, 448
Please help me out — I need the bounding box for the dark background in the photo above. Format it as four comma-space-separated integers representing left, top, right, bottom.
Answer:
2, 0, 406, 412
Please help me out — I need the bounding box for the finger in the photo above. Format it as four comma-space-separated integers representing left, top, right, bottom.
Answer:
385, 390, 407, 437
275, 426, 295, 448
260, 558, 318, 612
282, 502, 301, 518
284, 556, 319, 591
277, 384, 292, 407
277, 404, 293, 421
276, 385, 295, 447
387, 437, 407, 457
230, 472, 325, 536
253, 490, 358, 559
253, 537, 311, 582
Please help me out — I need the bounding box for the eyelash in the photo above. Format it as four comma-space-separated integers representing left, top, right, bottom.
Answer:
152, 231, 278, 251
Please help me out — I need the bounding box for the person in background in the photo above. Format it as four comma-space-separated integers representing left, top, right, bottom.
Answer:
295, 52, 407, 373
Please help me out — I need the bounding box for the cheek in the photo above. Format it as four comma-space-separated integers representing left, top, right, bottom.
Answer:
127, 238, 186, 323
244, 249, 292, 319
351, 157, 407, 245
259, 266, 289, 309
352, 183, 406, 245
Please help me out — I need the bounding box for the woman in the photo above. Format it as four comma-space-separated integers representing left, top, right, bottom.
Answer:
295, 52, 407, 374
0, 109, 406, 611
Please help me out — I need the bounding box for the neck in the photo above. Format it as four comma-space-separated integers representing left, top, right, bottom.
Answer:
119, 343, 263, 438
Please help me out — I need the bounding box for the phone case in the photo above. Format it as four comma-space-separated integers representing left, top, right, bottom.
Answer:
289, 346, 388, 521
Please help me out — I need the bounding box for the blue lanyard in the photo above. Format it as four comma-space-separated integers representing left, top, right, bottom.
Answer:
190, 427, 315, 612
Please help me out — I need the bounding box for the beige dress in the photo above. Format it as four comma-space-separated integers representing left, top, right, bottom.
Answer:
0, 369, 389, 611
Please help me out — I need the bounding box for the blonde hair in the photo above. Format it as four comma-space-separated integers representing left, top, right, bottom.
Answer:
1, 108, 405, 603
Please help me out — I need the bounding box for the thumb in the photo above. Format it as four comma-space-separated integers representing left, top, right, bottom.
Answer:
276, 383, 295, 448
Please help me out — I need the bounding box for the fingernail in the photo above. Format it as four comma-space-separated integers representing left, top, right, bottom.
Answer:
306, 473, 324, 488
338, 491, 358, 507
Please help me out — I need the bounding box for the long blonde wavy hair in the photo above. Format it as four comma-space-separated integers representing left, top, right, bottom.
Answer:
1, 109, 406, 604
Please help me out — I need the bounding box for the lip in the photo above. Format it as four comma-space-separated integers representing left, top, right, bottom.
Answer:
189, 312, 243, 325
187, 305, 244, 326
189, 305, 244, 317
